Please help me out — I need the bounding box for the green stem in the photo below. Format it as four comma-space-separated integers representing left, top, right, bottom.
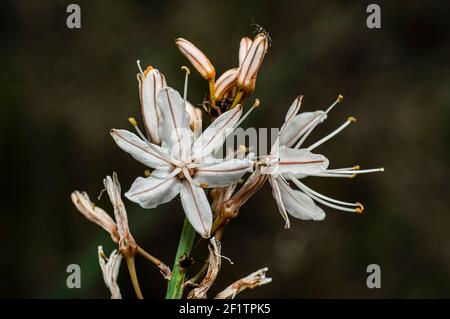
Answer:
165, 218, 196, 299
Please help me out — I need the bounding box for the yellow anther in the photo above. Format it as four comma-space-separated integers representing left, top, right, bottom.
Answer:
252, 98, 261, 108
348, 116, 357, 123
337, 94, 344, 102
144, 169, 151, 177
99, 250, 108, 260
356, 202, 364, 214
200, 182, 209, 188
239, 144, 248, 153
380, 167, 385, 172
348, 173, 357, 179
143, 66, 153, 76
181, 65, 191, 75
353, 165, 360, 170
128, 117, 138, 126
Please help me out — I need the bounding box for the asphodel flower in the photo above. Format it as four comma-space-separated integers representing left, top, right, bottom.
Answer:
98, 246, 123, 299
261, 95, 384, 228
136, 62, 167, 145
110, 69, 254, 238
175, 38, 215, 81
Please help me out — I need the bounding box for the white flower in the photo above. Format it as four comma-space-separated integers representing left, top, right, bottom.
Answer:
98, 246, 123, 299
262, 95, 384, 228
111, 75, 253, 238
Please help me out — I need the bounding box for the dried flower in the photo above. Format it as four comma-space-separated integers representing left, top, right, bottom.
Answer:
104, 172, 137, 256
71, 191, 118, 242
187, 237, 221, 299
215, 267, 272, 299
98, 246, 123, 299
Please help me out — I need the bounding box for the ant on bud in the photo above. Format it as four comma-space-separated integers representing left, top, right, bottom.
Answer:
251, 18, 272, 47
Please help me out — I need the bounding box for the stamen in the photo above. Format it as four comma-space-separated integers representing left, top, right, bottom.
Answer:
293, 114, 325, 149
181, 66, 190, 105
307, 116, 356, 151
325, 94, 343, 114
136, 60, 144, 75
289, 175, 361, 208
144, 169, 151, 177
331, 168, 385, 175
234, 98, 261, 128
200, 182, 209, 188
128, 117, 150, 143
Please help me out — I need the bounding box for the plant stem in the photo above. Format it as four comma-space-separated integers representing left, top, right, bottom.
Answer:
125, 256, 143, 299
165, 217, 196, 299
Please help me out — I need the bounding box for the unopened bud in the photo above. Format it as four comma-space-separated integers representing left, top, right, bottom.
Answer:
238, 37, 252, 66
237, 33, 268, 91
176, 38, 215, 81
214, 68, 239, 101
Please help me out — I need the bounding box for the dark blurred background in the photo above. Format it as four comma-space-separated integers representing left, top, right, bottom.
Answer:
1, 0, 449, 298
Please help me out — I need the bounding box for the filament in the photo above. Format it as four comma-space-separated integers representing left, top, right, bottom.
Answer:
136, 59, 144, 75
307, 116, 356, 151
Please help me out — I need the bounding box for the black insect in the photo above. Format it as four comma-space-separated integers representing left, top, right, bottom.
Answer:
251, 18, 272, 47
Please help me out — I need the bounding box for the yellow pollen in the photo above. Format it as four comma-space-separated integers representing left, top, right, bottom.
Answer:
252, 98, 261, 108
144, 169, 151, 177
99, 250, 108, 260
200, 182, 209, 188
181, 65, 191, 75
143, 66, 153, 76
353, 165, 360, 170
128, 117, 138, 126
337, 94, 344, 102
348, 116, 357, 123
356, 202, 364, 214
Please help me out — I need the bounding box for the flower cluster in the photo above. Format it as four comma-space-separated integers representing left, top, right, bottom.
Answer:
71, 30, 382, 299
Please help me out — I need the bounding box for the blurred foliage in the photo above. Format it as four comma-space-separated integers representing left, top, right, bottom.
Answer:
0, 0, 449, 298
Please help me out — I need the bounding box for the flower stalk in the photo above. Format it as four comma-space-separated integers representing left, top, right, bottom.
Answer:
165, 217, 197, 299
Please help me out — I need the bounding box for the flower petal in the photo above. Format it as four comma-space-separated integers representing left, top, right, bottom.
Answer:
193, 105, 243, 161
138, 68, 167, 144
157, 87, 193, 160
280, 96, 303, 135
125, 169, 182, 209
239, 37, 252, 66
280, 111, 325, 147
180, 180, 212, 238
111, 129, 173, 169
278, 146, 329, 175
194, 158, 253, 188
278, 180, 325, 220
268, 177, 290, 228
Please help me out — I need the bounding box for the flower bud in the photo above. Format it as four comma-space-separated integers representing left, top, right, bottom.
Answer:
137, 67, 167, 145
176, 38, 216, 81
237, 33, 268, 91
238, 37, 252, 66
214, 68, 239, 101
